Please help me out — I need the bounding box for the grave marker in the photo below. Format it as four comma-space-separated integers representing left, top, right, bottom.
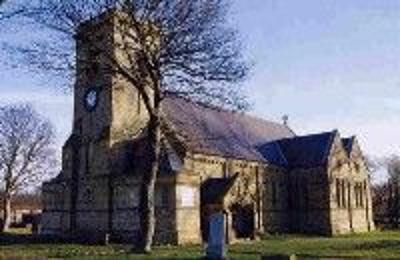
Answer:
206, 213, 226, 259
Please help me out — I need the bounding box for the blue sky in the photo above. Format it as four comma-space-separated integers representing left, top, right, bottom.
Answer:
0, 1, 399, 180
233, 0, 400, 157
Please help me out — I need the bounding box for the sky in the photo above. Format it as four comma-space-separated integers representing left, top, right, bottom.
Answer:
0, 1, 399, 181
231, 0, 400, 156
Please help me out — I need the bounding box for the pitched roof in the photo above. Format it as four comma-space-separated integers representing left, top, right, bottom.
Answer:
256, 141, 288, 167
159, 139, 183, 173
274, 131, 337, 168
342, 136, 355, 156
161, 96, 295, 162
201, 174, 239, 204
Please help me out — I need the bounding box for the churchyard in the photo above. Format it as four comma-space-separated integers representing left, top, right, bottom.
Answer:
1, 229, 400, 259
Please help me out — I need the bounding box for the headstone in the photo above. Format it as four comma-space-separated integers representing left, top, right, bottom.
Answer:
103, 233, 110, 245
206, 213, 226, 259
32, 214, 42, 235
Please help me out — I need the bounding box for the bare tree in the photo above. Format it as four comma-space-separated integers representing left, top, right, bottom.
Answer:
370, 155, 400, 228
386, 156, 400, 227
1, 0, 250, 251
365, 156, 386, 225
0, 104, 56, 232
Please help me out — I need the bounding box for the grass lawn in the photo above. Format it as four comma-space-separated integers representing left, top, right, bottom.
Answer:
2, 229, 400, 259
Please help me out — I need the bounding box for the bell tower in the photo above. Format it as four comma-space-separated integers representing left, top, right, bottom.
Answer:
73, 10, 149, 145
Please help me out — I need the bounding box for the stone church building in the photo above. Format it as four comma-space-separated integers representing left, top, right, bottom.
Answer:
41, 11, 375, 245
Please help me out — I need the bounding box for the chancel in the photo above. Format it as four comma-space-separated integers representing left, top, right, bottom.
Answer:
41, 10, 375, 245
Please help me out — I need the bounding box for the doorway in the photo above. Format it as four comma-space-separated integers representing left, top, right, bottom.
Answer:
231, 203, 255, 238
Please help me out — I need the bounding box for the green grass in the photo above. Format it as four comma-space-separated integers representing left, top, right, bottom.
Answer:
2, 230, 400, 259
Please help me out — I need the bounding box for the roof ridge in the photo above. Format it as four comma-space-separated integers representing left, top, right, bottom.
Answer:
161, 95, 296, 162
322, 130, 339, 163
163, 94, 290, 129
341, 135, 356, 156
277, 129, 337, 142
273, 141, 289, 166
273, 130, 339, 168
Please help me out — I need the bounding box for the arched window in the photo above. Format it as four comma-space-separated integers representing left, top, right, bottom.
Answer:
137, 92, 141, 115
336, 178, 341, 207
354, 184, 358, 207
341, 180, 346, 208
360, 182, 364, 207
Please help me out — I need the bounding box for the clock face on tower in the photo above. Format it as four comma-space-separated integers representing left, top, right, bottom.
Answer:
84, 88, 98, 111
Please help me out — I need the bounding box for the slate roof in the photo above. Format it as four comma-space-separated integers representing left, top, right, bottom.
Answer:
201, 173, 239, 204
159, 139, 183, 173
273, 131, 337, 168
161, 96, 295, 162
160, 96, 354, 169
256, 142, 288, 167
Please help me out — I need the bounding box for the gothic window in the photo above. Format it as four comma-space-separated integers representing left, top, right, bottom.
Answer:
336, 178, 341, 207
355, 183, 364, 208
160, 186, 169, 207
360, 182, 364, 207
362, 183, 365, 207
137, 92, 141, 115
355, 184, 359, 207
347, 182, 351, 209
363, 180, 368, 207
340, 180, 346, 208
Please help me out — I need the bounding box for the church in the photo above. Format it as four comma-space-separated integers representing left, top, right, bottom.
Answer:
41, 11, 375, 245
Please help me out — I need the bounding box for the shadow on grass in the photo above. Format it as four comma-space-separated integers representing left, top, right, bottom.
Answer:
3, 232, 400, 259
0, 233, 133, 259
0, 233, 67, 246
354, 239, 400, 250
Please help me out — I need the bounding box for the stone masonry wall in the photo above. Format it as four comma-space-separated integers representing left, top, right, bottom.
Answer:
262, 166, 289, 234
175, 176, 201, 245
328, 135, 374, 235
287, 167, 331, 235
188, 153, 267, 241
41, 180, 69, 235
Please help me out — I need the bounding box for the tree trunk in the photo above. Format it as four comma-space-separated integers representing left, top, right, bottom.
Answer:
1, 194, 11, 233
139, 100, 161, 253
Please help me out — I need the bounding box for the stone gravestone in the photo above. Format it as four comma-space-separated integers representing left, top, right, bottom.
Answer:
31, 214, 42, 235
206, 213, 226, 259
